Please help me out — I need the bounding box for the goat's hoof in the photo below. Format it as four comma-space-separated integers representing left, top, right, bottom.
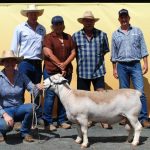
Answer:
131, 141, 139, 146
75, 137, 82, 144
81, 143, 89, 149
75, 139, 82, 144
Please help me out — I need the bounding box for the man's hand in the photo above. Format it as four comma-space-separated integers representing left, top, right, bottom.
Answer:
58, 62, 67, 71
142, 63, 148, 75
113, 68, 118, 79
142, 56, 148, 75
61, 70, 66, 77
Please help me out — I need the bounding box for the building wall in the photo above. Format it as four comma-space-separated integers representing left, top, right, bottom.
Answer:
0, 3, 150, 116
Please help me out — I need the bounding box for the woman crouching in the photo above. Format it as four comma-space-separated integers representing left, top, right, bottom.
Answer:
0, 51, 42, 142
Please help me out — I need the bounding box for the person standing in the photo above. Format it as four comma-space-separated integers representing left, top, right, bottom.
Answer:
72, 11, 112, 129
111, 9, 150, 128
42, 16, 76, 131
10, 4, 46, 124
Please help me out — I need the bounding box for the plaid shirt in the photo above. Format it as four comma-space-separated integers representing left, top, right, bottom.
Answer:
72, 28, 109, 79
111, 25, 149, 62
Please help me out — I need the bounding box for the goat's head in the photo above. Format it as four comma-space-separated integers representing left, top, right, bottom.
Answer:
43, 73, 68, 90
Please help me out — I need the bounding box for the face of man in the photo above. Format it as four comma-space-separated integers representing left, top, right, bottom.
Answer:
82, 18, 95, 31
118, 14, 130, 29
27, 12, 39, 24
52, 23, 65, 35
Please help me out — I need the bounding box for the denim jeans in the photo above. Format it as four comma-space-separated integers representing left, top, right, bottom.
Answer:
117, 62, 148, 123
0, 104, 33, 137
42, 68, 72, 125
18, 60, 42, 118
77, 76, 105, 91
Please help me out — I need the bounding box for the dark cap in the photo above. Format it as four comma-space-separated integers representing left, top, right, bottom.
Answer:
51, 16, 64, 25
118, 9, 129, 17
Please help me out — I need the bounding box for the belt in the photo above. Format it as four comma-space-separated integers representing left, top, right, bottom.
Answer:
118, 60, 140, 64
24, 59, 42, 65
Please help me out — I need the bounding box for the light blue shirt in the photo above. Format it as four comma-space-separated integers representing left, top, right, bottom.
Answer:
11, 22, 46, 60
72, 28, 109, 79
0, 70, 37, 117
111, 25, 149, 62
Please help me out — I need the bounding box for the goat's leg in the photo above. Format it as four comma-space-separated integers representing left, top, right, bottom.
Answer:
132, 121, 142, 146
80, 124, 88, 148
75, 124, 82, 144
125, 120, 134, 143
78, 118, 89, 148
127, 116, 142, 146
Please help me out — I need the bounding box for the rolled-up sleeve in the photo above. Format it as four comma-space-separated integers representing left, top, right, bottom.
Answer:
0, 105, 5, 117
139, 29, 149, 58
103, 33, 110, 54
10, 26, 20, 56
22, 73, 40, 98
111, 34, 118, 62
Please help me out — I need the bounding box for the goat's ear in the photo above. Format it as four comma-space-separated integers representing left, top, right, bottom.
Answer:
43, 78, 51, 89
59, 77, 68, 84
64, 82, 71, 89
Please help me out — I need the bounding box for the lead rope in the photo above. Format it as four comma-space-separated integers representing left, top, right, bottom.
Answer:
31, 89, 43, 143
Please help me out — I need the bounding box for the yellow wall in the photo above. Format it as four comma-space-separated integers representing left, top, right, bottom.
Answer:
0, 3, 150, 116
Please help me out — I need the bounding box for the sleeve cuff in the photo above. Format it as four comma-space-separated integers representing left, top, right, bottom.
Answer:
0, 109, 6, 117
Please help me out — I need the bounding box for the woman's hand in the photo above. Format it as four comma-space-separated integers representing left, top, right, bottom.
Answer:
36, 83, 43, 91
3, 112, 14, 127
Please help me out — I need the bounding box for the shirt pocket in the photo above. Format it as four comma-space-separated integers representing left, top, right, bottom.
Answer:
132, 34, 140, 48
115, 36, 124, 48
21, 31, 32, 41
77, 44, 85, 50
77, 44, 88, 56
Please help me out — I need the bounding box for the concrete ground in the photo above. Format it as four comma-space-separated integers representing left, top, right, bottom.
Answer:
0, 122, 150, 150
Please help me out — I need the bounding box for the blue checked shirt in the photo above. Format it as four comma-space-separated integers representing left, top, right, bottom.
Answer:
0, 70, 38, 117
11, 22, 46, 60
111, 25, 149, 62
72, 28, 109, 79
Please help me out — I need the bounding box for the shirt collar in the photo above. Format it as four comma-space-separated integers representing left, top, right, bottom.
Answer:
24, 21, 41, 30
117, 24, 133, 32
81, 28, 98, 37
0, 69, 19, 84
51, 31, 65, 38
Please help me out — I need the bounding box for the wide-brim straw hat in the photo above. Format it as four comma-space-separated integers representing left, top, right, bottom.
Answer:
0, 51, 23, 66
77, 10, 99, 24
20, 4, 44, 17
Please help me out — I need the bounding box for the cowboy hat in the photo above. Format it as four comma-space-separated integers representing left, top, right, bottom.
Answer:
20, 4, 44, 17
0, 51, 23, 66
77, 10, 99, 24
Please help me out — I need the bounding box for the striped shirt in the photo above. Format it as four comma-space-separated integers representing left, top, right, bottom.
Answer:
0, 70, 37, 117
11, 22, 46, 60
111, 25, 149, 62
72, 28, 109, 79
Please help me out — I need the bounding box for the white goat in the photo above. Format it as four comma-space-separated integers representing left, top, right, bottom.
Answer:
43, 74, 142, 148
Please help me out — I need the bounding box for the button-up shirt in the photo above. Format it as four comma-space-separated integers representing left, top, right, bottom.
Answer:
72, 28, 109, 79
111, 25, 149, 62
0, 70, 36, 117
11, 22, 46, 60
43, 32, 75, 74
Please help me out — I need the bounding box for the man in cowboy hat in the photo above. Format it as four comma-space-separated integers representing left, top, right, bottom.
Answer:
10, 4, 46, 125
0, 51, 42, 142
72, 10, 112, 129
